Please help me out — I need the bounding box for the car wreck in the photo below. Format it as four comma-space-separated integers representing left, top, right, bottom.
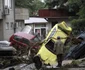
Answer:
1, 21, 85, 70
9, 32, 40, 55
0, 26, 41, 69
0, 41, 16, 56
9, 25, 41, 57
65, 33, 85, 60
0, 41, 16, 68
33, 21, 72, 69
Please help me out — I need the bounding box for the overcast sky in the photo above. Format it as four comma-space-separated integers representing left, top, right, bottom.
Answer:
41, 0, 44, 2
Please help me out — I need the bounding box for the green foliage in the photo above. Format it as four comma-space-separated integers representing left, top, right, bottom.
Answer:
29, 0, 45, 16
68, 0, 85, 18
68, 0, 85, 36
71, 19, 85, 35
15, 0, 45, 16
68, 0, 82, 6
15, 0, 33, 8
67, 3, 79, 13
44, 0, 67, 9
78, 6, 85, 18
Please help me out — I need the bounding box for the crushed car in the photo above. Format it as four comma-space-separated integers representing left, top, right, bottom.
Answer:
0, 41, 16, 68
0, 41, 16, 56
9, 32, 41, 56
33, 21, 72, 69
9, 25, 41, 56
0, 26, 41, 69
65, 33, 85, 59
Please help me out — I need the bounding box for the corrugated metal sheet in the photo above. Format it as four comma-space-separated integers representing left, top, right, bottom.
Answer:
25, 17, 48, 24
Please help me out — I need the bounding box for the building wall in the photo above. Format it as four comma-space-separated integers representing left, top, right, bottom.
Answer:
15, 8, 29, 20
15, 20, 25, 32
15, 8, 29, 32
2, 0, 15, 41
0, 0, 3, 40
0, 2, 29, 41
0, 20, 3, 40
0, 0, 3, 19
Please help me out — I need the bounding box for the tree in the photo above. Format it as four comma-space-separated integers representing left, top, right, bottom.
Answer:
15, 0, 45, 16
68, 0, 85, 18
29, 0, 45, 16
15, 0, 35, 8
68, 0, 85, 35
71, 19, 85, 35
44, 0, 68, 9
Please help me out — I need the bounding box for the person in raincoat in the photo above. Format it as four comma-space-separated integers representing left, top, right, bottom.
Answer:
54, 36, 64, 67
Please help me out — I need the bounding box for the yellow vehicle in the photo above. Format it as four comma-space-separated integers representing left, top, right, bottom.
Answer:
33, 21, 72, 69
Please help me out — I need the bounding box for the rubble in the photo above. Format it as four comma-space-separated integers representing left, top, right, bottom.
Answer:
1, 22, 85, 70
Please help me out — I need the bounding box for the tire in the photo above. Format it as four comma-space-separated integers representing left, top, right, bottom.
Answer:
33, 56, 42, 69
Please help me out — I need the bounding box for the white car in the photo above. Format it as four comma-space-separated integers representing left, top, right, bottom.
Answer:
0, 41, 16, 56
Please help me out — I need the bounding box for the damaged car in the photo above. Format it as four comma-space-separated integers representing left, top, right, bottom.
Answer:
9, 25, 41, 56
9, 32, 41, 56
33, 21, 72, 69
65, 33, 85, 59
0, 41, 16, 68
0, 41, 16, 57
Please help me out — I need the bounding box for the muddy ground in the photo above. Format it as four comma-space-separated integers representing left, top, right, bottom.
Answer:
1, 62, 85, 70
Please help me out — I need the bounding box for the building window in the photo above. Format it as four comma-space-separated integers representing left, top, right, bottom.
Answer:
34, 23, 47, 39
18, 22, 22, 27
10, 22, 14, 29
16, 22, 19, 28
4, 0, 12, 9
6, 22, 9, 29
35, 29, 40, 36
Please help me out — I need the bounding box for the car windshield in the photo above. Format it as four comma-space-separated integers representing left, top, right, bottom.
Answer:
31, 36, 40, 42
14, 35, 30, 46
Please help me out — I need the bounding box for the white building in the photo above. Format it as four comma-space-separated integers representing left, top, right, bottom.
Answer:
25, 17, 52, 39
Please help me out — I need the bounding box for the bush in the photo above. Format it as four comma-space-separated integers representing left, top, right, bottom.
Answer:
71, 19, 85, 36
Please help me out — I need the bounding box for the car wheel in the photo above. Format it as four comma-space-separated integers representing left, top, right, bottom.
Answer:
33, 56, 42, 69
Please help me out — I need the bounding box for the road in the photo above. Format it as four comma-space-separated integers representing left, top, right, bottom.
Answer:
1, 58, 85, 70
2, 63, 37, 70
1, 62, 85, 70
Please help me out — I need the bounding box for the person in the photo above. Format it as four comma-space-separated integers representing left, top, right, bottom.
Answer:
54, 36, 64, 67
